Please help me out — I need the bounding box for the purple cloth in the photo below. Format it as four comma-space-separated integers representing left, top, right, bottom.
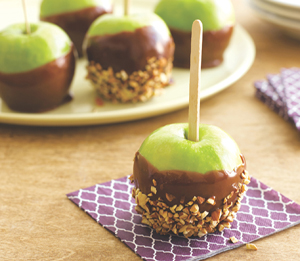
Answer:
255, 68, 300, 129
67, 176, 300, 261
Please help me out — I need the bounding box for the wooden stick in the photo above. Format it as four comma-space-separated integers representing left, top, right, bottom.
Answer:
188, 20, 203, 142
22, 0, 31, 34
124, 0, 130, 16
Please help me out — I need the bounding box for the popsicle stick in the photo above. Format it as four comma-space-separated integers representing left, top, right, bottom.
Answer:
22, 0, 31, 34
124, 0, 130, 16
188, 20, 203, 142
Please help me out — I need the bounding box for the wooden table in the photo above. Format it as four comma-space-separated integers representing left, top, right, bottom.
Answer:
1, 0, 300, 260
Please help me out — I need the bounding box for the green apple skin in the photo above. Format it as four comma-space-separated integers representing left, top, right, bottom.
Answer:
86, 13, 171, 38
40, 0, 112, 17
155, 0, 235, 32
139, 123, 242, 174
0, 22, 72, 74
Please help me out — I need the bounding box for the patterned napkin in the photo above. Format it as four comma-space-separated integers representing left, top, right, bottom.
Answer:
67, 176, 300, 261
255, 68, 300, 130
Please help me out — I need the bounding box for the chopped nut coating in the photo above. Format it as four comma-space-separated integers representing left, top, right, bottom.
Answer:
132, 167, 250, 238
86, 57, 173, 103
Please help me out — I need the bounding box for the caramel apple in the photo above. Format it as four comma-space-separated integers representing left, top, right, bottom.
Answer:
40, 0, 113, 57
155, 0, 235, 68
83, 13, 175, 103
0, 22, 76, 113
130, 123, 250, 238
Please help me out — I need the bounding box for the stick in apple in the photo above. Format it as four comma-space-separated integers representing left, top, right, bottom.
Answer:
21, 0, 31, 34
124, 0, 130, 16
188, 20, 203, 142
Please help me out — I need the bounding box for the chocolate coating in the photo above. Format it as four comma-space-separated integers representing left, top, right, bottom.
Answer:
170, 26, 234, 68
0, 48, 76, 113
85, 25, 175, 75
133, 152, 246, 213
41, 6, 112, 57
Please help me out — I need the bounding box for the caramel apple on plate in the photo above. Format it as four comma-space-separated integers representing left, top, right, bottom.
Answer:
83, 4, 175, 103
0, 22, 76, 113
155, 0, 235, 68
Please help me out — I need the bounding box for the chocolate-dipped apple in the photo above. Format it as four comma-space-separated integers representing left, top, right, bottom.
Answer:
130, 123, 250, 238
83, 13, 175, 103
40, 0, 113, 57
155, 0, 235, 68
0, 22, 76, 113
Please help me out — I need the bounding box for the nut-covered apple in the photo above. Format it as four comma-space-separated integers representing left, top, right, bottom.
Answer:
155, 0, 235, 68
40, 0, 113, 57
130, 123, 250, 238
0, 22, 76, 112
83, 13, 175, 103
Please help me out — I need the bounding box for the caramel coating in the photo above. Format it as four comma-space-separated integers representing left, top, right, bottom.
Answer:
85, 25, 175, 75
41, 6, 112, 57
0, 48, 76, 113
133, 151, 245, 213
171, 26, 234, 68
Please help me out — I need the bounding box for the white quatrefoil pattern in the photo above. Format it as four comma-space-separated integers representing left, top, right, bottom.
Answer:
255, 67, 300, 130
67, 175, 300, 261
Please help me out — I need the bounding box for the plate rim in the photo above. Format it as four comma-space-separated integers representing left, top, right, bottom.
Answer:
250, 0, 300, 21
249, 2, 300, 30
263, 0, 300, 10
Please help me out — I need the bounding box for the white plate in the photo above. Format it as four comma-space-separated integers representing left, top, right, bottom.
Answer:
251, 0, 300, 21
263, 0, 300, 9
0, 1, 255, 126
249, 1, 300, 40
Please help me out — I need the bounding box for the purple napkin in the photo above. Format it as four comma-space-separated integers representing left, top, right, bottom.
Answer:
255, 68, 300, 129
67, 176, 300, 261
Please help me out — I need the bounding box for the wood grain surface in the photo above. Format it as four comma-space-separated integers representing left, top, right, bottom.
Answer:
1, 0, 300, 260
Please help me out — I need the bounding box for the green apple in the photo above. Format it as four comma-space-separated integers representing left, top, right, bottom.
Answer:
0, 22, 72, 73
139, 123, 242, 173
86, 13, 171, 38
40, 0, 111, 17
155, 0, 235, 32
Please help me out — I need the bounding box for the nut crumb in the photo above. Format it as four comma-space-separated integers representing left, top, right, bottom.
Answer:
151, 186, 157, 194
175, 205, 183, 212
197, 196, 205, 205
246, 244, 258, 250
170, 205, 177, 213
128, 175, 134, 183
230, 236, 239, 244
190, 204, 199, 214
166, 193, 175, 202
152, 179, 157, 186
206, 197, 216, 205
